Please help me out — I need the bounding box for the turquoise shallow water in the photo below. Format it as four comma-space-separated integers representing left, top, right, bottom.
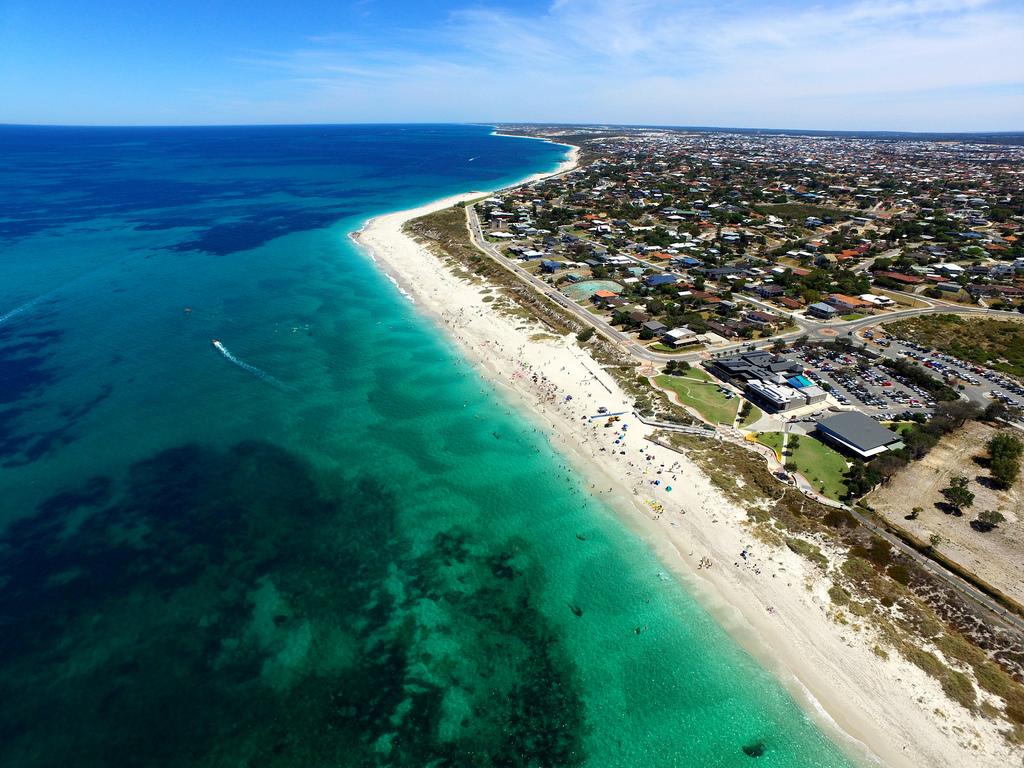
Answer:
0, 124, 856, 766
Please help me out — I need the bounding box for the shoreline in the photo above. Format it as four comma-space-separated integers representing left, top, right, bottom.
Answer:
348, 150, 1017, 767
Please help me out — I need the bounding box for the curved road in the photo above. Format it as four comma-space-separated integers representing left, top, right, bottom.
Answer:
467, 206, 1015, 367
467, 205, 1024, 633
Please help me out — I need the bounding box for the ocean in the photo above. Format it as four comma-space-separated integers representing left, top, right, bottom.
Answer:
0, 124, 855, 767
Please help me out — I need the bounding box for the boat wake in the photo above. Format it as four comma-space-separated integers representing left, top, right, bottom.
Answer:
211, 340, 294, 391
0, 298, 38, 327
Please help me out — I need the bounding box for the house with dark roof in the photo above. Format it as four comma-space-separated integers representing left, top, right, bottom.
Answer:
642, 320, 668, 335
645, 274, 680, 288
807, 302, 839, 319
746, 310, 778, 329
754, 284, 785, 298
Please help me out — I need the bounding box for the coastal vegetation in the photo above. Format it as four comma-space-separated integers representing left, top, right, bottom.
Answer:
888, 315, 1024, 380
405, 206, 579, 336
987, 432, 1023, 489
662, 431, 1024, 744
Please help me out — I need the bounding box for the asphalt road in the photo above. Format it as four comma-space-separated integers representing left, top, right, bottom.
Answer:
466, 205, 1024, 633
470, 207, 1018, 367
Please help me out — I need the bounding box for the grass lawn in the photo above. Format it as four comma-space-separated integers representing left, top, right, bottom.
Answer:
755, 431, 785, 457
677, 366, 712, 382
875, 289, 926, 308
655, 374, 738, 425
884, 421, 917, 437
788, 436, 849, 500
739, 403, 764, 428
841, 313, 868, 321
649, 343, 682, 353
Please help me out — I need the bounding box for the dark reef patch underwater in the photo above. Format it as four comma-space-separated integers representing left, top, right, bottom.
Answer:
0, 440, 587, 767
0, 124, 856, 768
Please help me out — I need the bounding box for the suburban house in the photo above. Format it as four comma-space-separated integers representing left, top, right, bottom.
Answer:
661, 327, 698, 348
642, 320, 668, 335
590, 289, 619, 306
745, 310, 778, 329
826, 294, 875, 314
807, 302, 839, 319
857, 293, 894, 308
645, 274, 680, 288
754, 284, 785, 299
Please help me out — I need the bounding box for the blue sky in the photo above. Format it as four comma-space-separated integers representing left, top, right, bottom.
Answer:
1, 0, 1021, 130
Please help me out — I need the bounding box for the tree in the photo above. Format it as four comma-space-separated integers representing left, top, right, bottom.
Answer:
987, 432, 1023, 460
986, 432, 1023, 489
844, 459, 882, 499
974, 510, 1006, 532
941, 474, 974, 516
985, 401, 1011, 424
909, 506, 923, 520
576, 327, 595, 343
990, 454, 1020, 489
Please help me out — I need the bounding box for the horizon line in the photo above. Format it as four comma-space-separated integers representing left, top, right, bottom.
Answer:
0, 120, 1022, 136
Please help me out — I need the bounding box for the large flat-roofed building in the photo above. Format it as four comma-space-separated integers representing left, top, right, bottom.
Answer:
708, 351, 803, 385
710, 351, 826, 413
815, 412, 903, 458
787, 375, 828, 405
746, 380, 805, 412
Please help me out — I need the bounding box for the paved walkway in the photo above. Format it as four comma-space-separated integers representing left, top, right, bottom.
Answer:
464, 204, 1024, 634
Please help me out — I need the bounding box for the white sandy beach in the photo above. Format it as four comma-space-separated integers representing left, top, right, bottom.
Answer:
351, 163, 1019, 767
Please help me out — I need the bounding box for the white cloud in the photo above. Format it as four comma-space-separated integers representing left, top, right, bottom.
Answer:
225, 0, 1024, 130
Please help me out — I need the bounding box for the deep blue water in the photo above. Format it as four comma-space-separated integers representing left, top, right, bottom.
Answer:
0, 124, 855, 767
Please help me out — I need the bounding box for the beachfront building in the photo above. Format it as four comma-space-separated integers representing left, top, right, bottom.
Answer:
709, 351, 803, 385
815, 412, 903, 458
786, 374, 828, 405
745, 380, 805, 412
708, 351, 827, 413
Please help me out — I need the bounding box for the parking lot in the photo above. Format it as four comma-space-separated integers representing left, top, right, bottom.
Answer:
791, 346, 937, 421
873, 337, 1024, 411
